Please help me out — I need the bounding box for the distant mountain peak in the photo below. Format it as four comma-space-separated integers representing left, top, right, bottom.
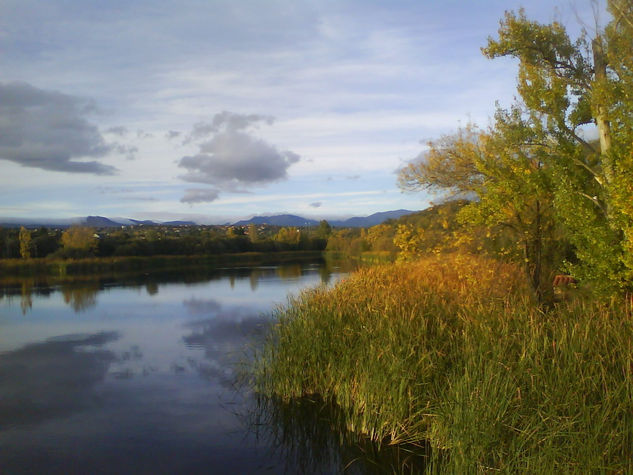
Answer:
331, 209, 415, 227
233, 214, 319, 227
128, 219, 158, 226
84, 216, 121, 227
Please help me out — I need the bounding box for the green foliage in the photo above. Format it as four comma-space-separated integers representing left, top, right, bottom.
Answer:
481, 5, 633, 295
30, 228, 60, 258
0, 223, 328, 261
316, 220, 332, 239
398, 5, 633, 297
325, 228, 369, 255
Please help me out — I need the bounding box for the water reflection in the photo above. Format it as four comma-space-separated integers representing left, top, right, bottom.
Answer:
183, 314, 268, 386
61, 282, 99, 312
0, 332, 120, 426
250, 396, 431, 474
0, 260, 388, 474
21, 280, 33, 314
145, 280, 159, 296
275, 263, 303, 280
182, 297, 222, 316
1, 258, 349, 316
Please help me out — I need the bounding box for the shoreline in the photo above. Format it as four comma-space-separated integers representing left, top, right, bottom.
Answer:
0, 250, 325, 283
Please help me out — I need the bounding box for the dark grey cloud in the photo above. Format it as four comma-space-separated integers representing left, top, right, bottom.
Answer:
177, 111, 299, 202
180, 132, 299, 187
310, 202, 322, 208
0, 81, 119, 175
165, 130, 181, 140
180, 188, 220, 204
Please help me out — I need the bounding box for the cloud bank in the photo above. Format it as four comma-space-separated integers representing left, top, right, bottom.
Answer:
178, 111, 300, 203
0, 81, 120, 175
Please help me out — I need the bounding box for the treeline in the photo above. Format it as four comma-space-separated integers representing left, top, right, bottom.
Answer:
0, 222, 332, 260
325, 200, 468, 257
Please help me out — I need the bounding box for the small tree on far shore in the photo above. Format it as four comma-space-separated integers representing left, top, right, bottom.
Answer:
19, 226, 32, 259
61, 226, 98, 257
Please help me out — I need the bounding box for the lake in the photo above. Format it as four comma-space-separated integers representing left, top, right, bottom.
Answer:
0, 260, 427, 474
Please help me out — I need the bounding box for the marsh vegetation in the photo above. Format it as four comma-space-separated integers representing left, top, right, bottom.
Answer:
253, 254, 633, 472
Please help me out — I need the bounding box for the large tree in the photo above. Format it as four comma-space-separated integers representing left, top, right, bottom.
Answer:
481, 4, 633, 292
399, 117, 561, 299
402, 3, 633, 296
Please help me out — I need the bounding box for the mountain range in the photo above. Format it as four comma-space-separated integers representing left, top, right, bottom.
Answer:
232, 210, 415, 227
0, 210, 415, 229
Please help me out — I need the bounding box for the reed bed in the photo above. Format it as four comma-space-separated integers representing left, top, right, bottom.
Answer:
252, 253, 633, 472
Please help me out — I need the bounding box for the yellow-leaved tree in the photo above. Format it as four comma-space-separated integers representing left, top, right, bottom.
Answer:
61, 226, 98, 257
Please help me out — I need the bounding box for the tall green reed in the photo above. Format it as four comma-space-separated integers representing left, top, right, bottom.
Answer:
252, 254, 633, 472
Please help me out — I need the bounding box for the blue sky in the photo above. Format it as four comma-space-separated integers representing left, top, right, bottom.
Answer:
0, 0, 602, 223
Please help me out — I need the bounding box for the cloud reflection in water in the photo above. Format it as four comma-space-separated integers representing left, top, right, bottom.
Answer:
0, 331, 120, 426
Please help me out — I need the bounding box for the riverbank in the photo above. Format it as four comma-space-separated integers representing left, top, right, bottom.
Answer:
253, 253, 633, 472
0, 251, 325, 283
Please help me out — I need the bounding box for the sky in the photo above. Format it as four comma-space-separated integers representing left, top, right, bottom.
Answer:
0, 0, 603, 224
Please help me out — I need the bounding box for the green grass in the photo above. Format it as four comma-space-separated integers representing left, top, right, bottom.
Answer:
252, 253, 633, 472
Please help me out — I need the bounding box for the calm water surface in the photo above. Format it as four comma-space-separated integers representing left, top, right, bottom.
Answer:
0, 263, 336, 473
0, 261, 428, 474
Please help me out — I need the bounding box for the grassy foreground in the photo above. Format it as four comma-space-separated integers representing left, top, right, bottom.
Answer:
252, 254, 633, 472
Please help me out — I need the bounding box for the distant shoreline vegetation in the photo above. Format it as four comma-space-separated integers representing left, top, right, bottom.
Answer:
0, 250, 327, 281
1, 222, 333, 261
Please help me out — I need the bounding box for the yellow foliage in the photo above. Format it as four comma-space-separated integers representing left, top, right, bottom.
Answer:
61, 226, 97, 252
275, 227, 301, 245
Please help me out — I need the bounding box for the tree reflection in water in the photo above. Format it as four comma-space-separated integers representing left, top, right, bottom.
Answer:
60, 282, 99, 312
275, 264, 303, 280
20, 280, 33, 315
248, 395, 431, 474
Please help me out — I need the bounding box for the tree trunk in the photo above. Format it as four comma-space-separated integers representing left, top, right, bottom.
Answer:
592, 36, 613, 181
532, 200, 543, 301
